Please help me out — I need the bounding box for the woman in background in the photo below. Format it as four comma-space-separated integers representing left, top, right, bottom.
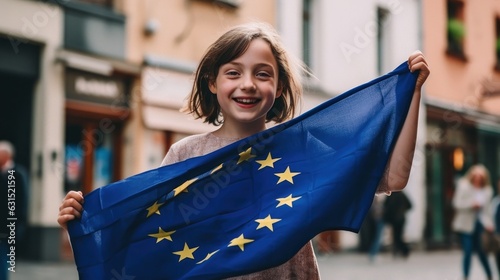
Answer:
452, 164, 493, 280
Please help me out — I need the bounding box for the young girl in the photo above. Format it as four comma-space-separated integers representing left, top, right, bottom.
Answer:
58, 22, 430, 278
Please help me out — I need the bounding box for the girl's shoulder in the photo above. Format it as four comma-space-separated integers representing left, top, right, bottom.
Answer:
161, 133, 212, 165
172, 131, 240, 153
163, 132, 234, 165
171, 132, 214, 150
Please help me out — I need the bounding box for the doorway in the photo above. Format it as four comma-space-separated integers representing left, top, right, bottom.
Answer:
0, 72, 35, 176
64, 116, 124, 194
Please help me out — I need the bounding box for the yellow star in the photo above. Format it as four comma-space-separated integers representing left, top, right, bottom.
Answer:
276, 194, 302, 208
173, 178, 198, 196
146, 201, 164, 217
237, 147, 256, 164
255, 214, 281, 231
274, 166, 300, 184
256, 153, 281, 170
228, 234, 254, 251
172, 242, 199, 262
196, 249, 220, 264
148, 227, 175, 243
210, 164, 224, 174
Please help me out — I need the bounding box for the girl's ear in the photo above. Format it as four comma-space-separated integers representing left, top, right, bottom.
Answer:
275, 84, 283, 98
209, 80, 217, 94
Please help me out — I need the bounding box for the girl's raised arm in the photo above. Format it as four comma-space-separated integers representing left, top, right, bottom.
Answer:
379, 51, 430, 193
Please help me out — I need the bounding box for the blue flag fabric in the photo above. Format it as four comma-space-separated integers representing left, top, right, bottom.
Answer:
68, 62, 418, 279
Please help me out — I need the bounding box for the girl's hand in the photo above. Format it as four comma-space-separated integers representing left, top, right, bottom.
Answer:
408, 50, 430, 91
58, 190, 84, 231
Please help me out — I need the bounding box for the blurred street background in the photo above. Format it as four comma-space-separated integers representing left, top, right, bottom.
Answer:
8, 250, 500, 280
1, 0, 500, 279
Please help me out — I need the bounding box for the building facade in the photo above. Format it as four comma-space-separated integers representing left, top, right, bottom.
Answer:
1, 0, 65, 260
422, 0, 500, 248
1, 0, 145, 260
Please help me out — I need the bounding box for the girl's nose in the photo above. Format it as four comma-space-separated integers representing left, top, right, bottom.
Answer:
240, 76, 256, 91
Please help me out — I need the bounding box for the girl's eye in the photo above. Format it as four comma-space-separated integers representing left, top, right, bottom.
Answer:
226, 70, 240, 76
256, 71, 271, 78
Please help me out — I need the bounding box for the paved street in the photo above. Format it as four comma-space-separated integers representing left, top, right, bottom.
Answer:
8, 249, 499, 280
317, 249, 498, 280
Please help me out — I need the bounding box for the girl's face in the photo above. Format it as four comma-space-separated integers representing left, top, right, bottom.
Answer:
209, 38, 281, 131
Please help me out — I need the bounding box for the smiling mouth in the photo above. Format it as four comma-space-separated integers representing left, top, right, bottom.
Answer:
233, 98, 260, 104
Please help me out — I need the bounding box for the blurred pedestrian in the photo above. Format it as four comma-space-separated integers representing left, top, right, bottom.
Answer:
1, 141, 29, 279
368, 195, 386, 262
383, 191, 412, 258
452, 164, 493, 280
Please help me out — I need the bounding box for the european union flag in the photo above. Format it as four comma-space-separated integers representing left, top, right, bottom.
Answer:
68, 62, 418, 279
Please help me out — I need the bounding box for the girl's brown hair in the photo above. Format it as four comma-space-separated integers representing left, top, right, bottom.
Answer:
186, 22, 303, 125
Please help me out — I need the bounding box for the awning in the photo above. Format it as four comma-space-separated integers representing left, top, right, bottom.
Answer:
142, 105, 213, 135
426, 96, 500, 133
56, 49, 142, 76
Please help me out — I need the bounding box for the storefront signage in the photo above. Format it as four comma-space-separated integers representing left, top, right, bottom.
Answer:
66, 68, 129, 108
75, 76, 119, 98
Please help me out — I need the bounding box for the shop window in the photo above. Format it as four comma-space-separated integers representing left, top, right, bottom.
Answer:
64, 122, 120, 194
302, 0, 313, 68
377, 7, 391, 75
446, 0, 466, 60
